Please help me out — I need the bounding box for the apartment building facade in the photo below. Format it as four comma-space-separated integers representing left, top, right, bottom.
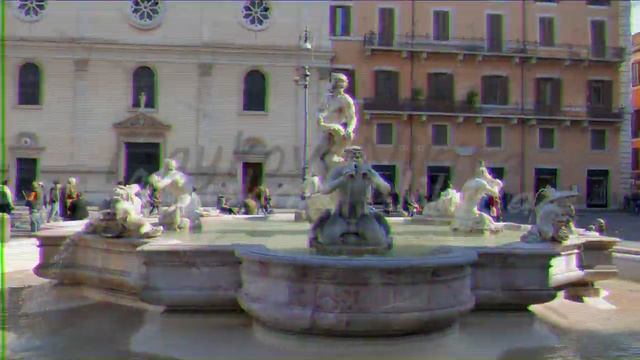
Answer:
6, 0, 332, 206
632, 32, 640, 186
330, 0, 631, 208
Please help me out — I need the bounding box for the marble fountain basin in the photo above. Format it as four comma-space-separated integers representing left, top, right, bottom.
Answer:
32, 215, 620, 336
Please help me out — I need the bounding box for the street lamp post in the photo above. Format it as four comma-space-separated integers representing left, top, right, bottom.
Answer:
298, 27, 312, 191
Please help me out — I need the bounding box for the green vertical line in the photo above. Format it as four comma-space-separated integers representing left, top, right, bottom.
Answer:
0, 0, 7, 358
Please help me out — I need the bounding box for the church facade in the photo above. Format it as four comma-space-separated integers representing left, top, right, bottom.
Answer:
6, 0, 332, 206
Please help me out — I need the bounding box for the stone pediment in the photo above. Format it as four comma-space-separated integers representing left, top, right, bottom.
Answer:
113, 113, 171, 131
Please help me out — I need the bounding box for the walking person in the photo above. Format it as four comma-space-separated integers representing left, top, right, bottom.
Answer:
24, 181, 44, 233
0, 180, 14, 215
47, 180, 62, 222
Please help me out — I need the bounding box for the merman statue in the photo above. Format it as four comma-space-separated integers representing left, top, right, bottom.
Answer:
309, 146, 393, 255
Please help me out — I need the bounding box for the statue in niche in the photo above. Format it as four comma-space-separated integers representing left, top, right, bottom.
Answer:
521, 187, 578, 243
309, 146, 393, 255
451, 161, 503, 233
149, 158, 201, 231
83, 184, 162, 238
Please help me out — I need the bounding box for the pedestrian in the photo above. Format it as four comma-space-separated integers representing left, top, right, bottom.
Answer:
191, 187, 202, 210
47, 180, 62, 222
402, 189, 418, 217
68, 192, 89, 220
148, 184, 160, 216
0, 180, 14, 215
64, 177, 79, 220
24, 181, 44, 232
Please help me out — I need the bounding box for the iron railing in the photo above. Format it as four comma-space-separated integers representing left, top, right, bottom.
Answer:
363, 32, 625, 62
362, 97, 624, 120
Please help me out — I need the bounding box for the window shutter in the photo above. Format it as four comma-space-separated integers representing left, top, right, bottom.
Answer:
481, 77, 489, 104
546, 18, 555, 46
441, 12, 450, 41
603, 80, 613, 111
551, 78, 562, 112
342, 7, 351, 37
329, 6, 336, 36
499, 77, 508, 105
444, 73, 454, 102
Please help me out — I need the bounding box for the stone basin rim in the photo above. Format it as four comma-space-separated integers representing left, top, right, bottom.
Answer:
235, 245, 478, 268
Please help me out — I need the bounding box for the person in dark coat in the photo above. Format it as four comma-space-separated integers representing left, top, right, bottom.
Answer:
68, 192, 89, 220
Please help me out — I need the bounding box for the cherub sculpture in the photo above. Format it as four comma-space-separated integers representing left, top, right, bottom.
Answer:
149, 159, 201, 231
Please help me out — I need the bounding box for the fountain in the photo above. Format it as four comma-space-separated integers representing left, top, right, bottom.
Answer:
30, 72, 622, 338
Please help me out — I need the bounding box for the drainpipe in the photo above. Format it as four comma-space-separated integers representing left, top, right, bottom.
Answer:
408, 0, 416, 192
520, 0, 527, 203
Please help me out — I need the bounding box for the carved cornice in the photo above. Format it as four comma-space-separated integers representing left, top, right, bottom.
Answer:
113, 112, 171, 136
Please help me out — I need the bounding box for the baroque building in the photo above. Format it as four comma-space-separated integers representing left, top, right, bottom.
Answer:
6, 0, 332, 206
330, 0, 631, 209
632, 32, 640, 187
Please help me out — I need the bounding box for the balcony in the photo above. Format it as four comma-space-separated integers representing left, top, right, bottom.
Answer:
587, 106, 624, 119
362, 32, 625, 63
362, 97, 624, 121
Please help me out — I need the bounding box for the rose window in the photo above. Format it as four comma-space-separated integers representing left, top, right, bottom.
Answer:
241, 0, 272, 31
129, 0, 164, 29
13, 0, 48, 22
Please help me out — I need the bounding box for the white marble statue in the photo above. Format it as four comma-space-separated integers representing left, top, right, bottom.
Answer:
309, 146, 392, 254
84, 184, 162, 238
451, 161, 503, 233
149, 159, 201, 231
521, 187, 578, 243
313, 72, 358, 179
303, 73, 358, 223
422, 188, 461, 218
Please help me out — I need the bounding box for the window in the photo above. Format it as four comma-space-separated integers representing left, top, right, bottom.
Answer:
13, 0, 48, 22
243, 70, 267, 111
535, 0, 558, 3
634, 110, 640, 138
481, 75, 508, 105
538, 127, 556, 150
377, 8, 395, 47
535, 78, 562, 114
18, 62, 41, 105
241, 0, 272, 31
586, 0, 610, 6
374, 70, 399, 104
375, 123, 393, 145
330, 5, 351, 37
486, 14, 504, 52
633, 62, 639, 87
433, 10, 450, 41
590, 20, 606, 58
331, 68, 356, 98
132, 66, 156, 109
539, 17, 555, 47
432, 124, 449, 146
128, 0, 165, 29
485, 126, 502, 148
587, 80, 613, 114
590, 129, 606, 151
427, 73, 454, 104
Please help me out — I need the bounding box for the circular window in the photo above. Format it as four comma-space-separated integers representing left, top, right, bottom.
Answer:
13, 0, 48, 22
128, 0, 165, 30
241, 0, 272, 31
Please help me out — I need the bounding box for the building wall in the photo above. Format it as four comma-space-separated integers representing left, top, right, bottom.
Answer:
631, 32, 640, 183
332, 0, 627, 208
6, 1, 333, 206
